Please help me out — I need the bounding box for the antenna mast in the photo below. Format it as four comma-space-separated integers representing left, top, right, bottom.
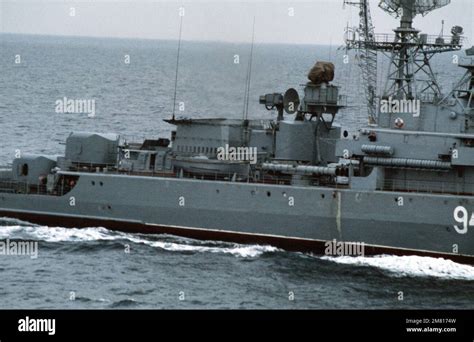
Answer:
344, 0, 378, 124
344, 0, 464, 124
172, 13, 184, 121
243, 17, 256, 122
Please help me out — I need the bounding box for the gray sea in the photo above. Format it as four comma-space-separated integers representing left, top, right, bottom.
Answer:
0, 33, 474, 309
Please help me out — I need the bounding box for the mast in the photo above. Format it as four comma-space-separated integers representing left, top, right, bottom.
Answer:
344, 0, 378, 124
344, 0, 464, 123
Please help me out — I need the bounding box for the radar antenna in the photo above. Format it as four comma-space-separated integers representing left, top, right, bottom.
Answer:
344, 0, 464, 123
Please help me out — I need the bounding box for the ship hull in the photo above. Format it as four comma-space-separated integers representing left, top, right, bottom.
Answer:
1, 172, 473, 264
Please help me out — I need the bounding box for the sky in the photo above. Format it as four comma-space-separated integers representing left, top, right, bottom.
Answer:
0, 0, 473, 45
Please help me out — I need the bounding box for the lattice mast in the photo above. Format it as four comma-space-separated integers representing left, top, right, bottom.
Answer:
344, 0, 378, 124
344, 0, 464, 123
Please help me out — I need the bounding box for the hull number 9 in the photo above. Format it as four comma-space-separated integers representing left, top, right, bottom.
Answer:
453, 206, 472, 234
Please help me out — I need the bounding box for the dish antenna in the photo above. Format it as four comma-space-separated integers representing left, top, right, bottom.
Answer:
259, 88, 300, 121
379, 0, 451, 22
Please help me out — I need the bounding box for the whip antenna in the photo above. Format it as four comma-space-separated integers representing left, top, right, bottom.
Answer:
243, 17, 256, 121
172, 13, 184, 121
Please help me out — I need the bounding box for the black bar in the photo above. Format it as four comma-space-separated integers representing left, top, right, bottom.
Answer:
0, 310, 472, 341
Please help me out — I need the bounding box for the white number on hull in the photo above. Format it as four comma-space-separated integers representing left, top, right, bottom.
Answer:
453, 206, 472, 234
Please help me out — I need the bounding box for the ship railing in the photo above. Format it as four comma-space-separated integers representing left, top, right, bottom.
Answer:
61, 161, 346, 187
346, 34, 465, 51
0, 180, 31, 195
369, 33, 464, 46
68, 162, 120, 173
120, 134, 163, 145
381, 178, 474, 196
62, 161, 251, 182
459, 57, 474, 66
0, 170, 347, 199
0, 179, 18, 194
419, 93, 437, 103
337, 95, 349, 107
0, 179, 74, 196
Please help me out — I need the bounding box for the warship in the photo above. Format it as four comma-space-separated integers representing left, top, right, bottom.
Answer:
1, 0, 474, 264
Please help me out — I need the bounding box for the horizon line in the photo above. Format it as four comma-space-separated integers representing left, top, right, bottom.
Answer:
0, 31, 345, 47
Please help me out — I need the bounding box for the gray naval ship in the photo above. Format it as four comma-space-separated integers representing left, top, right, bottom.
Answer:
1, 0, 474, 263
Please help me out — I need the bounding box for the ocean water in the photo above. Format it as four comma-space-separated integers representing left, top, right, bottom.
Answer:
0, 33, 474, 309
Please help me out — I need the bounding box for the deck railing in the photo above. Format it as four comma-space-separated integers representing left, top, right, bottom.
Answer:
2, 166, 472, 197
381, 178, 474, 196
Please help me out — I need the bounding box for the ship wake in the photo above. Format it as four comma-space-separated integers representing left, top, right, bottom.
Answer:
321, 255, 474, 281
2, 217, 474, 279
0, 218, 279, 258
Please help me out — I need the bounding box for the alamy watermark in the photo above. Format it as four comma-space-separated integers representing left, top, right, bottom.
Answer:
18, 316, 55, 335
324, 239, 365, 257
379, 97, 420, 117
55, 97, 96, 117
0, 239, 38, 259
217, 144, 258, 165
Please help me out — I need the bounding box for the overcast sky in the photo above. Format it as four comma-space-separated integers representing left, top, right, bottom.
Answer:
0, 0, 473, 45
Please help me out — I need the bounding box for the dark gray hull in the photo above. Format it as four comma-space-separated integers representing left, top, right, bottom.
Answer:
1, 172, 473, 264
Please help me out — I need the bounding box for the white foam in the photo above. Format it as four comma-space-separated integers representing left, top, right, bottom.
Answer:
0, 225, 118, 242
132, 237, 279, 257
321, 254, 474, 280
0, 224, 279, 258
